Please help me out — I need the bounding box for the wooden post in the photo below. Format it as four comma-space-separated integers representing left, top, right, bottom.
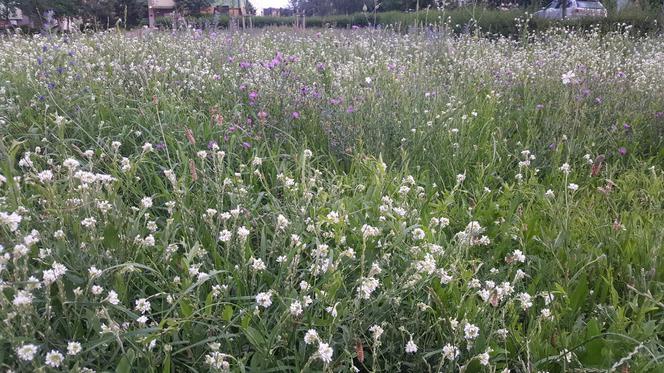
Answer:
148, 0, 156, 28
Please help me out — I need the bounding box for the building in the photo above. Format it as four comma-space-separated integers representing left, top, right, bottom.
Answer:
148, 0, 248, 27
262, 7, 293, 16
202, 0, 247, 16
148, 0, 177, 28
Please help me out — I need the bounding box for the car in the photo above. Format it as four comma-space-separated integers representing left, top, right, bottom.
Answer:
534, 0, 608, 19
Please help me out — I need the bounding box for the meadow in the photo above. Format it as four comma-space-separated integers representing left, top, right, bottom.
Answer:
0, 26, 663, 372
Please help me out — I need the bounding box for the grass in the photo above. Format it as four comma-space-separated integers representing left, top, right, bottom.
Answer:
0, 26, 662, 372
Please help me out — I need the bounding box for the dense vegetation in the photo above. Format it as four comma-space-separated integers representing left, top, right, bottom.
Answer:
0, 26, 663, 372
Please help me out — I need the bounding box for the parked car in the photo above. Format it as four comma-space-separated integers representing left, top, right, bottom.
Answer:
534, 0, 608, 19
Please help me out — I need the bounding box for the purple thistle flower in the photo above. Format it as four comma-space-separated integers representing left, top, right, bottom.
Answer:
346, 106, 355, 113
242, 142, 251, 149
292, 112, 300, 119
618, 147, 627, 156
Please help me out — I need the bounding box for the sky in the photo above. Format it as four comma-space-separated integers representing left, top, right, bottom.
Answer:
252, 0, 290, 14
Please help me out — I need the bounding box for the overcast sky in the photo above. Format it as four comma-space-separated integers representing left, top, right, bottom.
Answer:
252, 0, 290, 14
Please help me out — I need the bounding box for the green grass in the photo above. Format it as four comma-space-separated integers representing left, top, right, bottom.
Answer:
0, 27, 662, 372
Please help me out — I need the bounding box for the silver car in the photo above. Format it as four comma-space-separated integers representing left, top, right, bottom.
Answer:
534, 0, 608, 19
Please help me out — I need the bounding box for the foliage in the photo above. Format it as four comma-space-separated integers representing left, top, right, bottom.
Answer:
0, 27, 663, 372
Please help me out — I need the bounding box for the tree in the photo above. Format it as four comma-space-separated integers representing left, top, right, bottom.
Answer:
80, 0, 118, 28
176, 0, 211, 15
245, 0, 255, 15
0, 0, 21, 21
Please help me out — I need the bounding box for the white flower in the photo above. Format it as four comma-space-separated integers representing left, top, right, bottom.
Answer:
37, 170, 53, 182
141, 197, 153, 209
361, 224, 380, 239
357, 277, 380, 299
442, 343, 459, 360
218, 229, 232, 242
106, 290, 120, 305
237, 226, 250, 241
276, 214, 289, 230
541, 308, 554, 320
545, 189, 555, 198
67, 341, 82, 356
250, 257, 267, 272
142, 142, 153, 152
478, 351, 490, 366
16, 344, 39, 361
0, 211, 23, 232
45, 350, 64, 368
411, 228, 426, 241
303, 149, 313, 158
12, 290, 33, 307
405, 339, 418, 353
304, 329, 319, 345
568, 183, 579, 191
561, 70, 576, 85
464, 323, 480, 340
135, 298, 151, 314
289, 301, 303, 316
256, 291, 272, 308
517, 292, 533, 310
456, 173, 466, 183
369, 325, 384, 341
559, 163, 571, 174
317, 342, 333, 364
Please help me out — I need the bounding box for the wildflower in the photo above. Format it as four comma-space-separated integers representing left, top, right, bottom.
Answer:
289, 301, 303, 316
361, 224, 380, 239
561, 70, 576, 85
317, 342, 333, 364
568, 183, 579, 191
256, 291, 272, 308
517, 292, 533, 310
218, 229, 232, 242
369, 325, 384, 341
67, 341, 82, 356
304, 329, 319, 345
545, 189, 555, 198
16, 344, 39, 361
276, 214, 289, 230
250, 257, 266, 272
456, 173, 466, 183
559, 163, 571, 174
442, 343, 459, 360
464, 323, 480, 340
45, 350, 64, 368
141, 197, 153, 209
106, 290, 120, 305
478, 351, 490, 366
12, 290, 33, 307
411, 228, 426, 241
135, 298, 151, 314
357, 277, 380, 299
237, 226, 250, 241
0, 211, 22, 232
405, 339, 418, 353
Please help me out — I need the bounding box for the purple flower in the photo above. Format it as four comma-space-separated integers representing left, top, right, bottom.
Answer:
656, 112, 664, 119
618, 147, 627, 156
548, 143, 556, 150
536, 104, 544, 110
239, 61, 252, 69
292, 112, 300, 119
207, 141, 218, 150
37, 57, 43, 65
346, 106, 355, 113
155, 142, 167, 151
242, 142, 251, 149
248, 91, 258, 101
623, 123, 631, 130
